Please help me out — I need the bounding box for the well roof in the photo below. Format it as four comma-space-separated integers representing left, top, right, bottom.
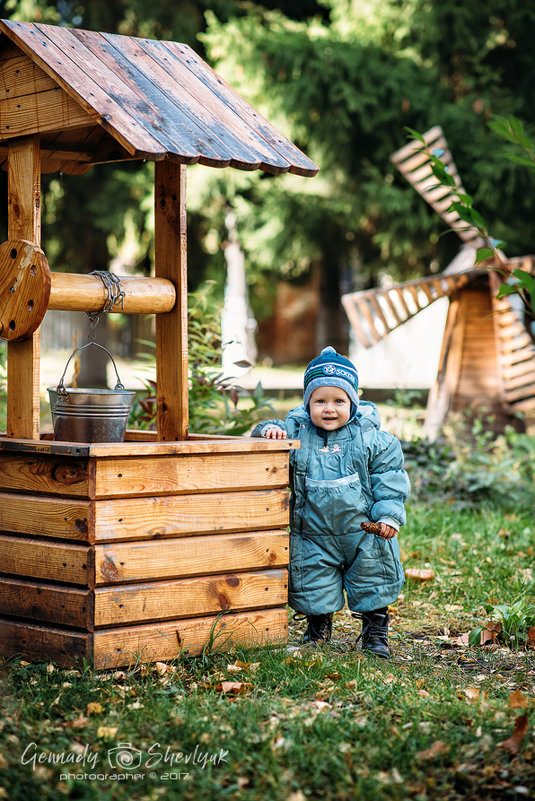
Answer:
0, 19, 318, 177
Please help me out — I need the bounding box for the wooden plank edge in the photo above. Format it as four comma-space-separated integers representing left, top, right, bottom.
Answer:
0, 576, 93, 630
0, 617, 92, 666
93, 607, 288, 669
0, 434, 300, 456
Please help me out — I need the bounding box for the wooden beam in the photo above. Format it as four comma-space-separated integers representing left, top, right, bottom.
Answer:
154, 161, 188, 441
48, 272, 176, 313
6, 135, 41, 439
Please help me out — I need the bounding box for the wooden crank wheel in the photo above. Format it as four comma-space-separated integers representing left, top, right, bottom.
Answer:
0, 239, 51, 341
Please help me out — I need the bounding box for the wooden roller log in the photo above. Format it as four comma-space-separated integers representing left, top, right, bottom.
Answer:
0, 239, 177, 341
48, 272, 176, 314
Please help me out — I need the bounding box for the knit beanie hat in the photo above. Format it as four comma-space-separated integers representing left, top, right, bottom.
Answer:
303, 346, 359, 411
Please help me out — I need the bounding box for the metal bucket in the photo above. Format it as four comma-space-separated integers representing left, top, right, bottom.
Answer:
51, 342, 135, 443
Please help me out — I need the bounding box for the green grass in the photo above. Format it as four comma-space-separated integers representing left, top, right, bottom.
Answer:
1, 501, 534, 801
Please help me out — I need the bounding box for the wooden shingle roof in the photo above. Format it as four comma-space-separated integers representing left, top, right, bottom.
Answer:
0, 19, 318, 177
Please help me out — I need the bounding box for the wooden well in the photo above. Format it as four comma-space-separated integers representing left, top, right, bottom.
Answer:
0, 20, 317, 666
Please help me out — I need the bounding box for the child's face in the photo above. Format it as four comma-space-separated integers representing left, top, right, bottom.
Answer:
308, 386, 351, 431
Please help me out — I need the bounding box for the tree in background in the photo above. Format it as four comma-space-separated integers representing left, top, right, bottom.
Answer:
1, 0, 534, 359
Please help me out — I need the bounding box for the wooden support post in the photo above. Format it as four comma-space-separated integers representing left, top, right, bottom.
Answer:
154, 161, 188, 440
6, 135, 41, 439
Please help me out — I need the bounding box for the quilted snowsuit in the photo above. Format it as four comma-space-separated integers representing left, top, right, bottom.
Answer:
251, 401, 410, 615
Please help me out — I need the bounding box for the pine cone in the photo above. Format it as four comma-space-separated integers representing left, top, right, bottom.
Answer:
360, 521, 381, 535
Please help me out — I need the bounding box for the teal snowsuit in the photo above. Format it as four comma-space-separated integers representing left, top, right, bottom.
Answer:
252, 401, 410, 615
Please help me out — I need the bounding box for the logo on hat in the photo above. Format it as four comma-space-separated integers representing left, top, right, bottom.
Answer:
323, 365, 336, 375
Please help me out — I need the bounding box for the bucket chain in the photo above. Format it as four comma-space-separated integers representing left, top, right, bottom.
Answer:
87, 271, 125, 340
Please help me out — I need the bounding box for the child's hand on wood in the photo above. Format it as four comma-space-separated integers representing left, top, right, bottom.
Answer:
360, 521, 397, 539
264, 426, 287, 439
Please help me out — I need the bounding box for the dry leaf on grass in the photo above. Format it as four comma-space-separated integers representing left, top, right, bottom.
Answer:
215, 681, 252, 695
416, 741, 450, 760
405, 568, 435, 582
499, 714, 529, 755
86, 702, 104, 716
508, 690, 528, 710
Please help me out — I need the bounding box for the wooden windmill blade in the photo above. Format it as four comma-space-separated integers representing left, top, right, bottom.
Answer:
490, 258, 535, 415
391, 126, 486, 248
341, 270, 474, 349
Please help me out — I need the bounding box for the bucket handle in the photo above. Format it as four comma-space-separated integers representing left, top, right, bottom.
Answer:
57, 342, 126, 397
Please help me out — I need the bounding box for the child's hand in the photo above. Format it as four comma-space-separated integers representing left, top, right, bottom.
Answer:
264, 426, 287, 439
379, 523, 397, 540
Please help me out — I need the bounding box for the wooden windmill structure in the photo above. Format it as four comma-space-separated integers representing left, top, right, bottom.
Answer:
342, 126, 535, 439
0, 19, 317, 667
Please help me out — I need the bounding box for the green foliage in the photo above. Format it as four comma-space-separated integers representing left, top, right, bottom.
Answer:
407, 114, 535, 318
129, 282, 274, 435
470, 598, 535, 649
402, 418, 535, 511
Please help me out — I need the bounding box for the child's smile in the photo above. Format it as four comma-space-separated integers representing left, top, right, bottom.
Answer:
309, 386, 351, 431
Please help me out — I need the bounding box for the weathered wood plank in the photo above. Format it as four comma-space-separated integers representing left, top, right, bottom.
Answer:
0, 493, 91, 541
0, 87, 91, 139
0, 576, 92, 628
0, 618, 91, 666
0, 453, 90, 496
1, 19, 165, 158
94, 530, 289, 584
0, 534, 92, 584
75, 30, 238, 168
154, 160, 188, 441
93, 451, 290, 498
0, 435, 299, 458
94, 568, 287, 626
130, 34, 283, 171
6, 135, 41, 440
93, 607, 288, 668
92, 488, 290, 543
162, 40, 317, 177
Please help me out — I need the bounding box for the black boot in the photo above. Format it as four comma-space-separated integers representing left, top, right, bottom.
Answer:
302, 613, 333, 645
357, 609, 391, 658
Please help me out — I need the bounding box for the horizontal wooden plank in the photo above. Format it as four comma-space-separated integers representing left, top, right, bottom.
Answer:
95, 530, 289, 584
0, 453, 90, 497
93, 451, 290, 498
0, 52, 57, 98
0, 618, 91, 666
0, 493, 91, 542
0, 434, 299, 457
0, 86, 91, 139
0, 576, 91, 628
94, 568, 288, 626
0, 534, 92, 584
93, 607, 288, 669
93, 488, 290, 543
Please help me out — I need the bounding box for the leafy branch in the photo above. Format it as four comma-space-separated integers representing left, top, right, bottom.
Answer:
405, 116, 535, 319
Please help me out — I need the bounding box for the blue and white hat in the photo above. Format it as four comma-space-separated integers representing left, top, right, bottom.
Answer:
303, 346, 359, 411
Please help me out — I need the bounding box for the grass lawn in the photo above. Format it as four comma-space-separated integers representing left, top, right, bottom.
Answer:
1, 498, 534, 801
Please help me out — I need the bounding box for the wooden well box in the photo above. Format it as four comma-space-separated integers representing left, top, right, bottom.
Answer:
0, 435, 295, 668
0, 19, 317, 667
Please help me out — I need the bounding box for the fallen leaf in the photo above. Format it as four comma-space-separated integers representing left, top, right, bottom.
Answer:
154, 662, 169, 676
508, 690, 528, 710
405, 568, 435, 582
86, 702, 104, 715
464, 687, 481, 702
215, 681, 251, 695
226, 664, 243, 674
416, 741, 450, 760
499, 714, 529, 755
97, 725, 118, 739
66, 716, 88, 728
